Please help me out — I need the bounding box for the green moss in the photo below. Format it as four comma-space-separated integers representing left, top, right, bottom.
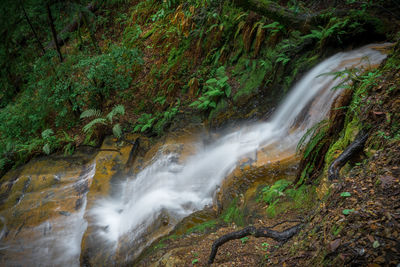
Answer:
208, 99, 229, 121
259, 179, 292, 204
186, 219, 217, 234
233, 58, 269, 104
325, 115, 361, 171
260, 181, 316, 218
221, 198, 244, 226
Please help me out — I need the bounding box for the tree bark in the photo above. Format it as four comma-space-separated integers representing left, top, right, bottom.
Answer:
208, 223, 302, 264
46, 3, 63, 62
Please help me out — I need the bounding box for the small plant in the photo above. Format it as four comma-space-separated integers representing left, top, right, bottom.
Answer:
340, 192, 351, 197
80, 105, 125, 140
342, 208, 355, 215
259, 179, 292, 204
191, 251, 199, 264
261, 242, 270, 250
240, 236, 249, 244
134, 113, 156, 133
190, 66, 231, 111
41, 129, 58, 155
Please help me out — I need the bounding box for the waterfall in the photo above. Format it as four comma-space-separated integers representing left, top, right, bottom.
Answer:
0, 43, 390, 266
89, 43, 390, 261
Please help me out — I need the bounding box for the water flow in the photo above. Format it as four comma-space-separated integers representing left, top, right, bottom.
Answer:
0, 163, 96, 266
91, 44, 389, 259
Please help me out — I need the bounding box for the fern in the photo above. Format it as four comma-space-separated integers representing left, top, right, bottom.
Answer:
112, 123, 122, 138
297, 120, 328, 154
43, 143, 51, 155
191, 66, 231, 111
106, 105, 125, 123
80, 109, 102, 119
0, 157, 7, 170
83, 118, 107, 133
41, 129, 54, 140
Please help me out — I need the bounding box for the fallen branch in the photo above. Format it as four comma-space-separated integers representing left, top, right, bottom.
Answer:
208, 223, 302, 264
328, 130, 368, 181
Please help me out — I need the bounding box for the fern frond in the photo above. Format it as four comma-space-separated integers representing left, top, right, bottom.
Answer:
41, 129, 54, 139
83, 118, 107, 133
296, 120, 328, 153
0, 157, 7, 170
80, 109, 102, 119
43, 143, 51, 155
106, 105, 125, 123
112, 123, 122, 138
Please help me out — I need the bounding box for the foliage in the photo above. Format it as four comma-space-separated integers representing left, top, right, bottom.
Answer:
81, 105, 125, 139
186, 219, 217, 234
134, 113, 157, 133
190, 66, 231, 111
221, 198, 244, 226
260, 179, 292, 204
340, 192, 351, 197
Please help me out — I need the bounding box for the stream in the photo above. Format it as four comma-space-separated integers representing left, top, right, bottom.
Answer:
0, 43, 390, 266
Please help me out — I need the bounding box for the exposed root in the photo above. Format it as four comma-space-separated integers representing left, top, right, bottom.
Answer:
208, 223, 302, 264
328, 130, 368, 181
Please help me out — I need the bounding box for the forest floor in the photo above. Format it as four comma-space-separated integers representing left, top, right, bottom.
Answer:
137, 144, 400, 266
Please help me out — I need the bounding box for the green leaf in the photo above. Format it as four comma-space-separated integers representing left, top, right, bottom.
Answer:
43, 143, 51, 155
191, 259, 199, 264
372, 240, 380, 248
340, 192, 351, 197
80, 109, 101, 119
342, 209, 355, 215
205, 78, 218, 84
106, 105, 125, 123
83, 118, 107, 133
112, 124, 122, 138
41, 129, 54, 140
225, 85, 231, 97
240, 237, 249, 244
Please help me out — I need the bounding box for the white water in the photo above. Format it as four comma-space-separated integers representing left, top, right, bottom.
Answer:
0, 163, 96, 266
90, 44, 389, 260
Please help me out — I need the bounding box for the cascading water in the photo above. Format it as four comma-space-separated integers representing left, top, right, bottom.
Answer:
89, 43, 390, 262
0, 162, 96, 266
0, 43, 390, 266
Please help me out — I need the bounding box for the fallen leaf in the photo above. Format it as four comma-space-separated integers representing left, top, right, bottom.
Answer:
329, 239, 341, 252
367, 235, 375, 243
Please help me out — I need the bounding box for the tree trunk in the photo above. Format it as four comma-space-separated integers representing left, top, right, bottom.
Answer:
46, 3, 63, 62
45, 2, 97, 50
20, 1, 46, 55
233, 0, 348, 31
82, 11, 101, 54
233, 0, 314, 30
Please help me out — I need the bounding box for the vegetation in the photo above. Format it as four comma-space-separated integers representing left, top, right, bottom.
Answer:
1, 0, 400, 266
2, 0, 396, 175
